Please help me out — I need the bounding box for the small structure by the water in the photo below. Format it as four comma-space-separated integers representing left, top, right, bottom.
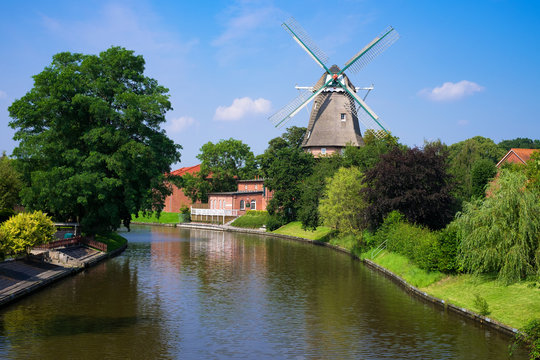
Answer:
191, 178, 273, 224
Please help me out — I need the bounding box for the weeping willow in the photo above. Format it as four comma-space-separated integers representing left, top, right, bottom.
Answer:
456, 169, 540, 284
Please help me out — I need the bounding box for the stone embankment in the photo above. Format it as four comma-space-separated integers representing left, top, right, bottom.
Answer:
176, 221, 519, 338
0, 243, 126, 307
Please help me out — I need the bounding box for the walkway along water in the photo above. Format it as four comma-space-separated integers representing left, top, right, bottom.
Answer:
173, 221, 520, 338
0, 239, 127, 307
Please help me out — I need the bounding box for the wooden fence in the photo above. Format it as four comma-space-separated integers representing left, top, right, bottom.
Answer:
35, 235, 107, 252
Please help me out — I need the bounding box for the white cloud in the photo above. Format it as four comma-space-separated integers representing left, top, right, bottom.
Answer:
419, 80, 484, 101
213, 8, 276, 46
457, 119, 469, 126
167, 116, 195, 133
0, 90, 6, 99
214, 97, 271, 121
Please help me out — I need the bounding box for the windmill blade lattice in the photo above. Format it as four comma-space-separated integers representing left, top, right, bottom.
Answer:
341, 27, 399, 75
282, 18, 330, 71
269, 89, 313, 128
343, 91, 389, 139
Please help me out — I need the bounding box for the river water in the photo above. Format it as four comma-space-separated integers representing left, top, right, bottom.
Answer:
0, 225, 526, 359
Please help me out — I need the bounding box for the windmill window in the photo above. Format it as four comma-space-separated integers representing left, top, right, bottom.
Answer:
341, 113, 346, 121
321, 148, 326, 155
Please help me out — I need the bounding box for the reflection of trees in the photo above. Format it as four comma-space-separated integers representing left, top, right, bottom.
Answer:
0, 255, 170, 359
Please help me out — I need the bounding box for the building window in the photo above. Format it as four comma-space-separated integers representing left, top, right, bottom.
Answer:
321, 148, 326, 155
255, 184, 258, 190
341, 113, 346, 121
245, 185, 247, 190
251, 200, 256, 210
240, 200, 245, 210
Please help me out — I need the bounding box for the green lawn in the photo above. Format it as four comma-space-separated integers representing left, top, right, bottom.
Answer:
231, 211, 269, 229
95, 233, 127, 252
272, 221, 333, 241
364, 249, 539, 329
364, 250, 445, 288
424, 274, 540, 329
131, 211, 184, 224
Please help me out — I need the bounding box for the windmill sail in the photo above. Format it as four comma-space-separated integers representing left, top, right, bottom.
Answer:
282, 18, 330, 72
341, 27, 399, 75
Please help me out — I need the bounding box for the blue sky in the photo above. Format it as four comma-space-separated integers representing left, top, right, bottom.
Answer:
1, 0, 539, 167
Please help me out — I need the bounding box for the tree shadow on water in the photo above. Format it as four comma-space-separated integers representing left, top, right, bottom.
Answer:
35, 315, 140, 337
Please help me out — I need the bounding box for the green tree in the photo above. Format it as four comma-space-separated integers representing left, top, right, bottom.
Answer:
181, 138, 256, 203
447, 136, 506, 202
525, 150, 540, 194
0, 153, 22, 211
498, 137, 540, 151
298, 154, 342, 230
264, 146, 314, 223
257, 126, 306, 178
456, 170, 540, 284
0, 211, 55, 257
363, 143, 455, 230
470, 158, 497, 198
319, 167, 367, 235
8, 47, 181, 234
342, 130, 400, 172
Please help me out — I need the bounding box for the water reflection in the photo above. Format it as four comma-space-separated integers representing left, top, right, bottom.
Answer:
0, 225, 526, 359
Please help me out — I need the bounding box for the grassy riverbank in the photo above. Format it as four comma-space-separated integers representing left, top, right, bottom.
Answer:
272, 221, 333, 241
95, 233, 128, 252
131, 211, 183, 224
231, 211, 269, 229
358, 246, 540, 329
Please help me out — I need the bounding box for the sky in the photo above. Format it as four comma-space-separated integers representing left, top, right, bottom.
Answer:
1, 0, 539, 168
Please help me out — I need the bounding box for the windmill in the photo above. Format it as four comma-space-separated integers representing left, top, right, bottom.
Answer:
269, 18, 399, 156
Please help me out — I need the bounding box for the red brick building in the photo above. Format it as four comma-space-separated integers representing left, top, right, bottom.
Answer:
162, 164, 201, 212
207, 178, 273, 215
496, 148, 538, 168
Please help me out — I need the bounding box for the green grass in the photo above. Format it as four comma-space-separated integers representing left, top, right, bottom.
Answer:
424, 274, 540, 329
364, 250, 445, 288
231, 211, 269, 229
131, 211, 183, 224
363, 248, 540, 329
329, 234, 363, 257
95, 233, 127, 252
272, 221, 334, 241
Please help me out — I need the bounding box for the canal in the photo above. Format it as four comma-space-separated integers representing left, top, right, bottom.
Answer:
0, 226, 526, 359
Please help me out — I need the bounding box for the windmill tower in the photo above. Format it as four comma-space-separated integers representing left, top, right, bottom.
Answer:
269, 19, 399, 156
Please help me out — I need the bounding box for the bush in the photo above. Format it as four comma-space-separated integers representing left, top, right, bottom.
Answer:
266, 214, 286, 231
436, 225, 460, 273
0, 211, 55, 256
372, 211, 458, 273
179, 205, 190, 214
511, 319, 540, 360
473, 294, 491, 316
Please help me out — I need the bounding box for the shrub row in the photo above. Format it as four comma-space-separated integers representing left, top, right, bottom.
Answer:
371, 211, 459, 273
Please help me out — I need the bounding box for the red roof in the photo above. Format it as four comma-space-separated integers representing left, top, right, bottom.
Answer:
169, 164, 201, 176
496, 148, 538, 167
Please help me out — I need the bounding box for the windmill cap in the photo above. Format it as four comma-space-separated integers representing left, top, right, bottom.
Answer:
329, 64, 341, 74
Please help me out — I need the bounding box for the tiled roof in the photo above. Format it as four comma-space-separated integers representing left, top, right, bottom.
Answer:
169, 164, 201, 176
496, 148, 538, 167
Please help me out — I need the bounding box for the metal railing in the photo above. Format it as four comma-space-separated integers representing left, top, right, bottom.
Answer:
190, 208, 239, 217
370, 240, 387, 259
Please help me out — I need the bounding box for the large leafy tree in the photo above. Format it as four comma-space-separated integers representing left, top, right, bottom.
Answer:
264, 147, 314, 223
456, 170, 540, 284
447, 136, 506, 202
498, 137, 540, 151
363, 143, 455, 230
181, 138, 255, 203
0, 153, 22, 211
319, 167, 367, 235
298, 154, 342, 230
8, 47, 181, 234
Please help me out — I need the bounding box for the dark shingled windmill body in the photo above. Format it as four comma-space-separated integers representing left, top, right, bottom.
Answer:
269, 18, 399, 157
